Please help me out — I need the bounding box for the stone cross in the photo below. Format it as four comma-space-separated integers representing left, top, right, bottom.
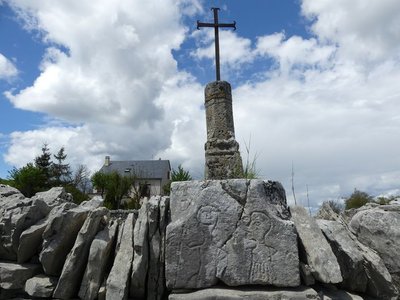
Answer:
197, 7, 236, 81
204, 81, 243, 179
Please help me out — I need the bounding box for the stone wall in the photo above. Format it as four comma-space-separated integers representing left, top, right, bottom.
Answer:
1, 183, 399, 300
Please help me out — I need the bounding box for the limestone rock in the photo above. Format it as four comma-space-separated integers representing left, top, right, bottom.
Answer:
130, 198, 150, 299
317, 220, 366, 291
0, 184, 24, 201
79, 220, 118, 300
290, 205, 342, 284
0, 262, 41, 290
30, 187, 72, 207
147, 196, 169, 300
390, 199, 400, 205
318, 219, 398, 299
168, 286, 320, 300
314, 285, 365, 300
0, 197, 50, 261
315, 202, 340, 221
299, 263, 315, 286
0, 186, 70, 261
166, 180, 299, 289
17, 219, 47, 263
350, 206, 400, 290
53, 207, 108, 299
98, 285, 106, 300
17, 202, 76, 263
24, 274, 57, 298
106, 213, 135, 300
80, 196, 104, 209
39, 205, 88, 276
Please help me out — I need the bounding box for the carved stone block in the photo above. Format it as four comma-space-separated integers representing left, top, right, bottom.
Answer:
165, 179, 300, 289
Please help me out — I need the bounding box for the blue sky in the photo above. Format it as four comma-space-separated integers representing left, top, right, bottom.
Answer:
1, 0, 400, 209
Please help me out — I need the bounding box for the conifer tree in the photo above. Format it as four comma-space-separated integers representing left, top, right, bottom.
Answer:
52, 147, 72, 186
34, 143, 52, 188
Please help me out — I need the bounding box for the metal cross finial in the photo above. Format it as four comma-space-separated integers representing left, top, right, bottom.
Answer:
197, 8, 236, 81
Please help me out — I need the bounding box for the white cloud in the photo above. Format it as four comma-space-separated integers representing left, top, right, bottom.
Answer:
301, 0, 400, 65
4, 0, 204, 173
255, 33, 335, 74
191, 29, 254, 74
0, 53, 18, 80
5, 0, 196, 128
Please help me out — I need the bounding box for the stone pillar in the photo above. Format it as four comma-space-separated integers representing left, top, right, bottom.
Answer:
204, 81, 243, 179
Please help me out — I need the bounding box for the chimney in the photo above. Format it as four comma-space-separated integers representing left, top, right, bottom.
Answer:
105, 156, 110, 166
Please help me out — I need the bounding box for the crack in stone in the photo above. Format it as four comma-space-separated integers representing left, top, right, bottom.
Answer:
216, 180, 251, 280
220, 180, 248, 207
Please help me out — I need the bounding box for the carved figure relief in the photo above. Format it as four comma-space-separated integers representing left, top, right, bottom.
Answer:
176, 205, 220, 287
246, 212, 277, 283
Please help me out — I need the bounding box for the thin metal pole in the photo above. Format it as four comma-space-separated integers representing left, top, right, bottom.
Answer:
213, 8, 220, 81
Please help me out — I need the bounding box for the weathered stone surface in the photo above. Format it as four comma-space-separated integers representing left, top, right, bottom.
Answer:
166, 180, 299, 289
314, 285, 365, 300
290, 205, 342, 284
204, 81, 243, 179
0, 262, 41, 290
79, 220, 118, 300
315, 202, 340, 221
147, 196, 169, 300
30, 187, 72, 207
350, 206, 400, 290
0, 199, 50, 261
24, 274, 57, 298
53, 207, 108, 299
80, 196, 104, 209
17, 219, 47, 264
98, 285, 106, 300
106, 213, 135, 300
299, 262, 315, 286
130, 198, 150, 299
0, 184, 24, 201
154, 196, 169, 300
169, 286, 320, 300
318, 219, 398, 299
317, 219, 367, 292
17, 202, 76, 264
0, 186, 71, 261
39, 204, 88, 276
390, 199, 400, 205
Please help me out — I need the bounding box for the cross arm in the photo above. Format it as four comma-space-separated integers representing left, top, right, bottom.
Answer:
197, 21, 236, 30
217, 21, 236, 30
197, 21, 215, 29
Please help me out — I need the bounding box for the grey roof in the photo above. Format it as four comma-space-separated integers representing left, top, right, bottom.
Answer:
99, 160, 171, 180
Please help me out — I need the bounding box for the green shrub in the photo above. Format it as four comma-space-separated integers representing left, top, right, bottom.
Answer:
345, 189, 373, 210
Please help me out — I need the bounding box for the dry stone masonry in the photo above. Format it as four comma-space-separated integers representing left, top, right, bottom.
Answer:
1, 183, 400, 299
204, 81, 243, 179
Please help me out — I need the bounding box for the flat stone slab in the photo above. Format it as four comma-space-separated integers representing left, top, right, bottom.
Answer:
39, 204, 88, 276
53, 207, 108, 299
166, 180, 299, 289
350, 206, 400, 289
290, 205, 342, 284
0, 262, 41, 290
24, 274, 58, 298
169, 286, 320, 300
106, 213, 135, 300
79, 221, 117, 300
318, 219, 398, 299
